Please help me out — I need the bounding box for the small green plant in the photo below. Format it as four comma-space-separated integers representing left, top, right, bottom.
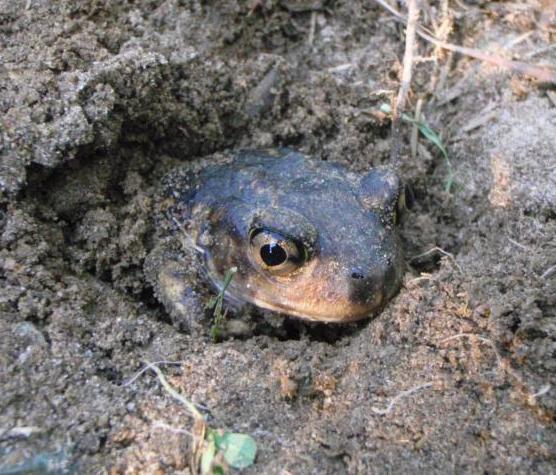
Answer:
201, 429, 257, 474
139, 362, 257, 474
208, 267, 238, 342
380, 103, 455, 192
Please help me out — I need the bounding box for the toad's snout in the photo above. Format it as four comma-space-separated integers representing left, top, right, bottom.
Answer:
347, 265, 386, 307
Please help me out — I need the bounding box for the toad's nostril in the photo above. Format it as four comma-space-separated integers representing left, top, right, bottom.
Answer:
351, 270, 365, 280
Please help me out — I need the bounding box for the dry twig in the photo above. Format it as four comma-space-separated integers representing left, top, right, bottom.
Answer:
410, 246, 462, 272
541, 265, 556, 280
390, 0, 419, 166
308, 11, 317, 45
372, 0, 556, 83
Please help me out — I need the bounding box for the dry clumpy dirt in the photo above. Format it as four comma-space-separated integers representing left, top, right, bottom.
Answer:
1, 1, 555, 473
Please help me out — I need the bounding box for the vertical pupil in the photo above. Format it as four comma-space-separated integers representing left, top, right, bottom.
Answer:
260, 242, 287, 266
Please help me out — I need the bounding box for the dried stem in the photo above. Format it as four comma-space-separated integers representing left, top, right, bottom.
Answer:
372, 0, 556, 83
390, 0, 419, 167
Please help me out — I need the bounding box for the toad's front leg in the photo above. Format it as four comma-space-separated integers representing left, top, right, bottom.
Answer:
144, 237, 209, 335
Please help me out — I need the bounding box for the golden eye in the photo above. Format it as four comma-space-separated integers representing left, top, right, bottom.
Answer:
249, 228, 305, 275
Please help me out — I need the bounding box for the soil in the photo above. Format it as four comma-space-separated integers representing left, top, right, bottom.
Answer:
1, 1, 555, 474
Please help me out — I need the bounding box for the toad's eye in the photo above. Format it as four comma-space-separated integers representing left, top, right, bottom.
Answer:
249, 228, 306, 275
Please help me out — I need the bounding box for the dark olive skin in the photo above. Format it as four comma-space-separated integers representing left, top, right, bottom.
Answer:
145, 149, 405, 332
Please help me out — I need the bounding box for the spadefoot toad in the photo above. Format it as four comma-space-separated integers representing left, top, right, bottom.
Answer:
145, 149, 405, 333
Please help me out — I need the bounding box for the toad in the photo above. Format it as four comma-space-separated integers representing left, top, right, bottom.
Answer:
145, 149, 405, 334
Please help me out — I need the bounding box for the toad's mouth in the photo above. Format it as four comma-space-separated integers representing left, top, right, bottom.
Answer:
236, 293, 382, 322
204, 259, 385, 323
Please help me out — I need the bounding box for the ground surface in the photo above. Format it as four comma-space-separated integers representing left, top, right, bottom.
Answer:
1, 1, 555, 474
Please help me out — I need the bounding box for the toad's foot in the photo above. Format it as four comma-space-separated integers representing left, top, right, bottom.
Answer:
144, 238, 208, 334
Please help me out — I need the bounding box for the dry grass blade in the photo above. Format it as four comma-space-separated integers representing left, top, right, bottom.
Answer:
418, 30, 556, 84
372, 0, 556, 83
410, 98, 423, 160
143, 362, 207, 473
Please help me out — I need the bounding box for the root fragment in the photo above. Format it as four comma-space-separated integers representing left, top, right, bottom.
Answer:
371, 382, 434, 416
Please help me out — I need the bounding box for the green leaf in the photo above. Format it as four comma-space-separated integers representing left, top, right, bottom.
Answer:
216, 432, 257, 469
415, 122, 447, 158
379, 103, 455, 192
212, 430, 224, 449
213, 466, 225, 475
